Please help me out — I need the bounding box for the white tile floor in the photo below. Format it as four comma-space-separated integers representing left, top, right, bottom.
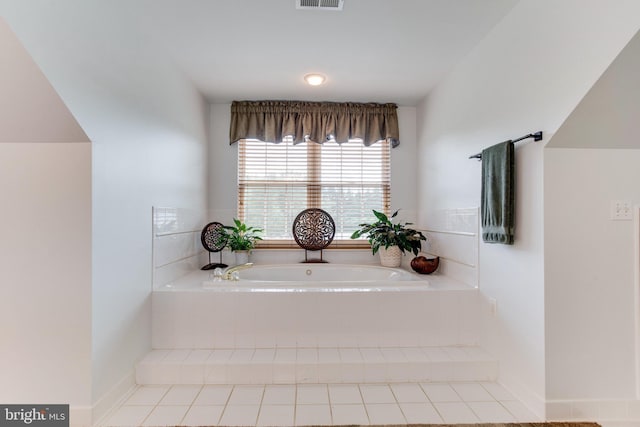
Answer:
100, 381, 541, 426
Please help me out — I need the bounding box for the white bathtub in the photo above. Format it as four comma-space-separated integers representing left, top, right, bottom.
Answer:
157, 264, 430, 292
196, 264, 428, 292
153, 264, 480, 349
236, 264, 418, 281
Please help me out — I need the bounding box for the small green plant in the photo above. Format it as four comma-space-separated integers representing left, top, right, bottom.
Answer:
350, 209, 426, 256
224, 218, 263, 251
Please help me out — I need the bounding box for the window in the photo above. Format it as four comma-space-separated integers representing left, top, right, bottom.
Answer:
237, 138, 390, 247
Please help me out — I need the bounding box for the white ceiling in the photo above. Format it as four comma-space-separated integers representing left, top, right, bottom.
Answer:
0, 0, 517, 106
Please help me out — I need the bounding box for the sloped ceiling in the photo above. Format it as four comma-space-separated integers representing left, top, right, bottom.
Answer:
0, 17, 88, 142
548, 29, 640, 149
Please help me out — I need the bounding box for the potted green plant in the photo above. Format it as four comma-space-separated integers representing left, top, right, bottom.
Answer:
224, 218, 263, 264
350, 209, 426, 267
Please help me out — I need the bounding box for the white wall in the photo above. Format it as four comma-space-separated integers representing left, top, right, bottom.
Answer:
416, 0, 640, 416
0, 6, 209, 424
545, 149, 639, 399
543, 27, 640, 414
208, 104, 236, 222
83, 36, 208, 426
0, 17, 92, 425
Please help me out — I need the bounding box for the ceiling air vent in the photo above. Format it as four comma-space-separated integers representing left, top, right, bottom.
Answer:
296, 0, 344, 11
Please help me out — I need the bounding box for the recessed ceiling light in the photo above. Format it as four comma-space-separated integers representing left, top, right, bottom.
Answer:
304, 73, 326, 86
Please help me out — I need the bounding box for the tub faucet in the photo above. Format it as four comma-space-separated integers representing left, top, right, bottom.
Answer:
223, 263, 253, 280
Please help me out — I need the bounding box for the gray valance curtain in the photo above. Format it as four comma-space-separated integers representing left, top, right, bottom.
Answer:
229, 100, 400, 147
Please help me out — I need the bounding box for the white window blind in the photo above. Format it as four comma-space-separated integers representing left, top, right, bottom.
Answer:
237, 138, 390, 247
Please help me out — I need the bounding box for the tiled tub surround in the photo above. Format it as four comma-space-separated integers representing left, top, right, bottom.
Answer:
151, 206, 423, 287
144, 269, 491, 385
146, 207, 493, 389
421, 207, 479, 288
153, 207, 208, 288
152, 269, 479, 350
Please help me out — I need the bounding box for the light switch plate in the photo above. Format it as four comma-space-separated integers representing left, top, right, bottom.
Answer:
611, 200, 633, 220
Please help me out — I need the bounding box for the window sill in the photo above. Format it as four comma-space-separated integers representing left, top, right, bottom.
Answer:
255, 240, 371, 250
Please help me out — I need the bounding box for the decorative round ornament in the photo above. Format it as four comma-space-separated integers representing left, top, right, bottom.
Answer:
200, 221, 228, 270
292, 208, 336, 251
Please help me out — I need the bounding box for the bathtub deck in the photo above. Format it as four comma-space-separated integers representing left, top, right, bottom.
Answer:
136, 345, 497, 385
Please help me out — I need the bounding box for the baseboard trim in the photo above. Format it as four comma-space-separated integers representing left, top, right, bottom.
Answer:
546, 398, 640, 422
91, 370, 136, 426
499, 372, 546, 420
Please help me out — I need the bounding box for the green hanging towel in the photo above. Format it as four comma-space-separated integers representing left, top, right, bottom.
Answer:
481, 140, 515, 244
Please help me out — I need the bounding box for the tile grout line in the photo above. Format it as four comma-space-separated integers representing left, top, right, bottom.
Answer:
325, 384, 333, 425
357, 384, 372, 425
293, 385, 298, 426
392, 382, 437, 424
219, 384, 237, 426
479, 381, 520, 422
223, 386, 238, 424
422, 382, 457, 423
174, 385, 191, 427
254, 384, 266, 426
388, 383, 409, 424
449, 381, 481, 422
139, 384, 172, 427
